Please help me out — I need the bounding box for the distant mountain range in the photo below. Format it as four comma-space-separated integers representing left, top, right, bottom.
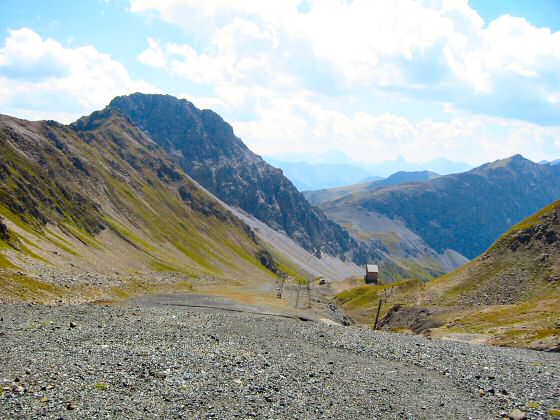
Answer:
265, 151, 471, 190
262, 158, 378, 191
304, 170, 440, 206
321, 155, 560, 262
540, 159, 560, 165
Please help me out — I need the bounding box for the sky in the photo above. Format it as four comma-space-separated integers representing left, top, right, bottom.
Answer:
0, 0, 559, 165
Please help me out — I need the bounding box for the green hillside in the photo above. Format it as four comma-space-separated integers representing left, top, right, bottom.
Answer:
0, 111, 280, 302
337, 200, 560, 350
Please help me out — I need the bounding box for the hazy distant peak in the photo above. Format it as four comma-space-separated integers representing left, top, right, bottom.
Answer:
472, 154, 536, 173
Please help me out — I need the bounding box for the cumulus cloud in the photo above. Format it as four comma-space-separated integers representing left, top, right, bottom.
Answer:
234, 97, 560, 165
0, 28, 159, 123
132, 0, 560, 124
137, 37, 168, 69
130, 0, 560, 163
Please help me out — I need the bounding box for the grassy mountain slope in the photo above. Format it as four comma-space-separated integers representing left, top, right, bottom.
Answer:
325, 155, 560, 260
107, 93, 371, 263
336, 201, 560, 350
0, 111, 282, 302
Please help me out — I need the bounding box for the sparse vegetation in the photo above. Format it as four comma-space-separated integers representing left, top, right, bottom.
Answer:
94, 382, 109, 391
0, 111, 285, 302
334, 200, 560, 350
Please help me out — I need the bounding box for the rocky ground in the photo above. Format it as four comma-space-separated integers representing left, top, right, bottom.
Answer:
1, 297, 559, 419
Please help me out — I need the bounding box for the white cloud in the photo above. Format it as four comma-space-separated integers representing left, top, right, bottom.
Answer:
132, 0, 560, 124
129, 0, 560, 163
0, 28, 159, 123
232, 96, 560, 165
137, 37, 168, 69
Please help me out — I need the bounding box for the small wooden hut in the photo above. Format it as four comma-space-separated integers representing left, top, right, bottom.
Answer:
364, 264, 379, 284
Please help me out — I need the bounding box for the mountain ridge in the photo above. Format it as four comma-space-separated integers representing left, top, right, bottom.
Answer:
303, 170, 439, 206
0, 110, 301, 302
267, 151, 471, 178
323, 154, 560, 260
105, 93, 373, 263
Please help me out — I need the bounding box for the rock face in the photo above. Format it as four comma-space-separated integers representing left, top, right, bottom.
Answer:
107, 93, 367, 262
325, 155, 560, 259
0, 216, 9, 242
255, 250, 285, 278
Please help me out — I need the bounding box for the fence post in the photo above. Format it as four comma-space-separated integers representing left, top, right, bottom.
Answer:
373, 298, 383, 330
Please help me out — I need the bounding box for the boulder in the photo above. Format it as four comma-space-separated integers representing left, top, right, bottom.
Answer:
0, 217, 9, 242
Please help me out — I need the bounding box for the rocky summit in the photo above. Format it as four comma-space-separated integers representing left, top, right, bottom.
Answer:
105, 93, 370, 263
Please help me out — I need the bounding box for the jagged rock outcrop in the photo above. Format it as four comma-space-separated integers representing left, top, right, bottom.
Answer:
255, 249, 287, 278
105, 93, 370, 262
0, 216, 9, 242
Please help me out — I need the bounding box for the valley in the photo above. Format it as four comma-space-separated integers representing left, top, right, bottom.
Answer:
310, 155, 560, 282
1, 95, 559, 345
2, 2, 560, 419
1, 94, 559, 419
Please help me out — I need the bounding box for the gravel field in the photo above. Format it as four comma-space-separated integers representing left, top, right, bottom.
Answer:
0, 298, 559, 419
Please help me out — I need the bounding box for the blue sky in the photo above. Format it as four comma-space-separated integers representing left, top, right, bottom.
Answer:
0, 0, 559, 164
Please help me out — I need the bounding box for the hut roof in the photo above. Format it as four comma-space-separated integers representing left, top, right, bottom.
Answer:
366, 264, 378, 273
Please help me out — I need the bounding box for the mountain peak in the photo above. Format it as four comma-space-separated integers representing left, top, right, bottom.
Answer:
71, 107, 124, 131
473, 154, 535, 174
106, 92, 368, 261
507, 153, 528, 163
494, 154, 528, 164
109, 92, 191, 107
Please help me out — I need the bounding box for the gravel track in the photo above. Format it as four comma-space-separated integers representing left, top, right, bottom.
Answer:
0, 300, 558, 419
